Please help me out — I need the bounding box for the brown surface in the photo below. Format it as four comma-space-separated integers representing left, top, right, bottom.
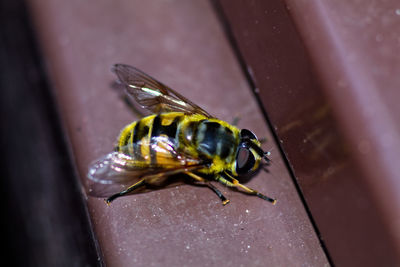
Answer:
27, 0, 328, 266
218, 0, 400, 266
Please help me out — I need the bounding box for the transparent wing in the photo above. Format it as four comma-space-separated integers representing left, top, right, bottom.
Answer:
87, 137, 206, 197
112, 64, 212, 117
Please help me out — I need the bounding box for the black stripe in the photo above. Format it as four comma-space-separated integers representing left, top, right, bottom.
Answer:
119, 128, 132, 154
150, 116, 161, 165
132, 120, 149, 143
122, 130, 132, 147
150, 114, 182, 164
132, 119, 149, 160
151, 114, 182, 141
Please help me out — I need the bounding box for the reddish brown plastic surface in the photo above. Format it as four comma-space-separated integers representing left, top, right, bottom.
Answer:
218, 0, 400, 266
27, 0, 328, 266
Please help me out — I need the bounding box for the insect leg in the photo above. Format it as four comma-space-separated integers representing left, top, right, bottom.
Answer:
218, 173, 276, 204
105, 179, 146, 204
208, 183, 230, 205
185, 172, 230, 205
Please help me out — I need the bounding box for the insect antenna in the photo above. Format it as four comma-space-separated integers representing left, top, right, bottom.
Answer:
263, 151, 271, 163
246, 141, 270, 162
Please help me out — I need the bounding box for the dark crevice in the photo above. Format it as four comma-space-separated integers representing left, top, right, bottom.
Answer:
0, 0, 101, 266
210, 0, 334, 265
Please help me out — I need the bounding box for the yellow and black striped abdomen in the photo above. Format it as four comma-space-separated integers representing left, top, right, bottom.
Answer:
117, 112, 240, 170
117, 112, 195, 164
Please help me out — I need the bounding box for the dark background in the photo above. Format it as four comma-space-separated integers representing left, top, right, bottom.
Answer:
0, 1, 99, 266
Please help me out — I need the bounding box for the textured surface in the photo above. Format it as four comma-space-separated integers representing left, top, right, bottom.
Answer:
218, 0, 400, 266
27, 0, 328, 266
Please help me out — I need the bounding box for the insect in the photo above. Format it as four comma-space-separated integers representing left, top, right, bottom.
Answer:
87, 64, 276, 205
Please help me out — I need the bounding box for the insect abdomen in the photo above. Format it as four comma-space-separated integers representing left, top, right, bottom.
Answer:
117, 113, 185, 163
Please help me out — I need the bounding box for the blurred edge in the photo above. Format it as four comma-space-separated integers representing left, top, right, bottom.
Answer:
0, 1, 100, 266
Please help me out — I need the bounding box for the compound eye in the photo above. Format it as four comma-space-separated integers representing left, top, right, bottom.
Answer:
240, 129, 257, 140
236, 146, 255, 175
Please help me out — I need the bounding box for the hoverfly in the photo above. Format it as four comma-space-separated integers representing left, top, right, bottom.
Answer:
87, 64, 276, 205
